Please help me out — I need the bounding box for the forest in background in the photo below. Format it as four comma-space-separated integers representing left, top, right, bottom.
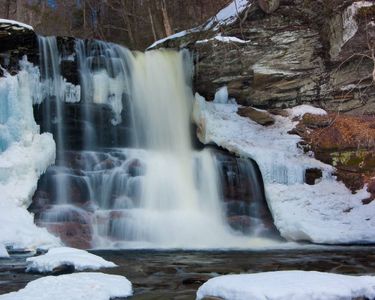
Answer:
0, 0, 230, 50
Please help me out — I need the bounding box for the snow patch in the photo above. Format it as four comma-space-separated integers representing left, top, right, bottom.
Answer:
0, 272, 132, 300
193, 94, 374, 244
197, 271, 375, 300
0, 18, 33, 30
287, 104, 327, 118
26, 247, 117, 273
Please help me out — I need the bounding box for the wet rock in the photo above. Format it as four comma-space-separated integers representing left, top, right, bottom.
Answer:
39, 222, 92, 249
51, 263, 75, 276
0, 21, 38, 73
305, 168, 323, 185
181, 275, 210, 285
127, 159, 145, 177
237, 107, 275, 126
227, 215, 251, 232
258, 0, 280, 14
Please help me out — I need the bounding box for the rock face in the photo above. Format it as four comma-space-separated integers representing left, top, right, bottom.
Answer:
155, 0, 375, 114
0, 21, 37, 75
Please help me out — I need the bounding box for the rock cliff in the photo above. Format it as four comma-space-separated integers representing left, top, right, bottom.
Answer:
152, 0, 375, 115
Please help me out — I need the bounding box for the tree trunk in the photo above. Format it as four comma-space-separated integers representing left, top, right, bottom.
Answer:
160, 0, 173, 36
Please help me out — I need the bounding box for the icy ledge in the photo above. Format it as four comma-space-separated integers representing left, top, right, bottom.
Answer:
0, 272, 132, 300
193, 93, 374, 244
26, 247, 117, 273
196, 271, 375, 300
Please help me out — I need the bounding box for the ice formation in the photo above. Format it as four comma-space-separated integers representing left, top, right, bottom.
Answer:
0, 59, 59, 250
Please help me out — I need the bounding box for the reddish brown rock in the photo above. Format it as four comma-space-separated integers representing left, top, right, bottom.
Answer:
295, 113, 375, 191
39, 222, 93, 249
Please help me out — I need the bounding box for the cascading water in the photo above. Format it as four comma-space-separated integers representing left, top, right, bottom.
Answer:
37, 36, 70, 205
31, 38, 280, 249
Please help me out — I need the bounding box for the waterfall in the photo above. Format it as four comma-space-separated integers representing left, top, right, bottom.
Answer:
32, 39, 279, 249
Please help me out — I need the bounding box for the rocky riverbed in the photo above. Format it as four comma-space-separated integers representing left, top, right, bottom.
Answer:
1, 248, 375, 299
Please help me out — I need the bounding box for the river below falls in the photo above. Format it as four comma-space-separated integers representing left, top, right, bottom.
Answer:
1, 247, 375, 299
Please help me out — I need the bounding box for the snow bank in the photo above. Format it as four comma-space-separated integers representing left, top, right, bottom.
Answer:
0, 272, 132, 300
0, 244, 8, 258
0, 18, 33, 30
0, 61, 59, 250
26, 247, 116, 273
196, 271, 375, 300
193, 94, 375, 244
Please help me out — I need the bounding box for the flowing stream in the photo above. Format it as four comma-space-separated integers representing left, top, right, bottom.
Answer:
31, 38, 279, 249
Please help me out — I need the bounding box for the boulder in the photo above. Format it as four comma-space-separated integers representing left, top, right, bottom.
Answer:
237, 107, 275, 126
305, 168, 323, 185
258, 0, 280, 14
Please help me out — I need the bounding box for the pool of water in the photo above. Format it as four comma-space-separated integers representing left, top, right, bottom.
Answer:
1, 247, 375, 299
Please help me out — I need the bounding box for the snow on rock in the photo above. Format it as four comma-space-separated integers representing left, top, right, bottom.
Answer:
287, 104, 327, 118
197, 34, 249, 44
0, 272, 133, 300
196, 271, 375, 300
204, 0, 252, 30
26, 247, 117, 273
342, 1, 374, 44
0, 18, 33, 31
148, 0, 252, 49
147, 30, 190, 49
0, 60, 59, 250
0, 244, 9, 258
193, 93, 375, 244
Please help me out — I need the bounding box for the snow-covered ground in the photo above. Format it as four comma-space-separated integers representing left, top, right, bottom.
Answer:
196, 270, 375, 300
26, 247, 116, 273
193, 93, 375, 244
0, 61, 59, 250
0, 272, 132, 300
